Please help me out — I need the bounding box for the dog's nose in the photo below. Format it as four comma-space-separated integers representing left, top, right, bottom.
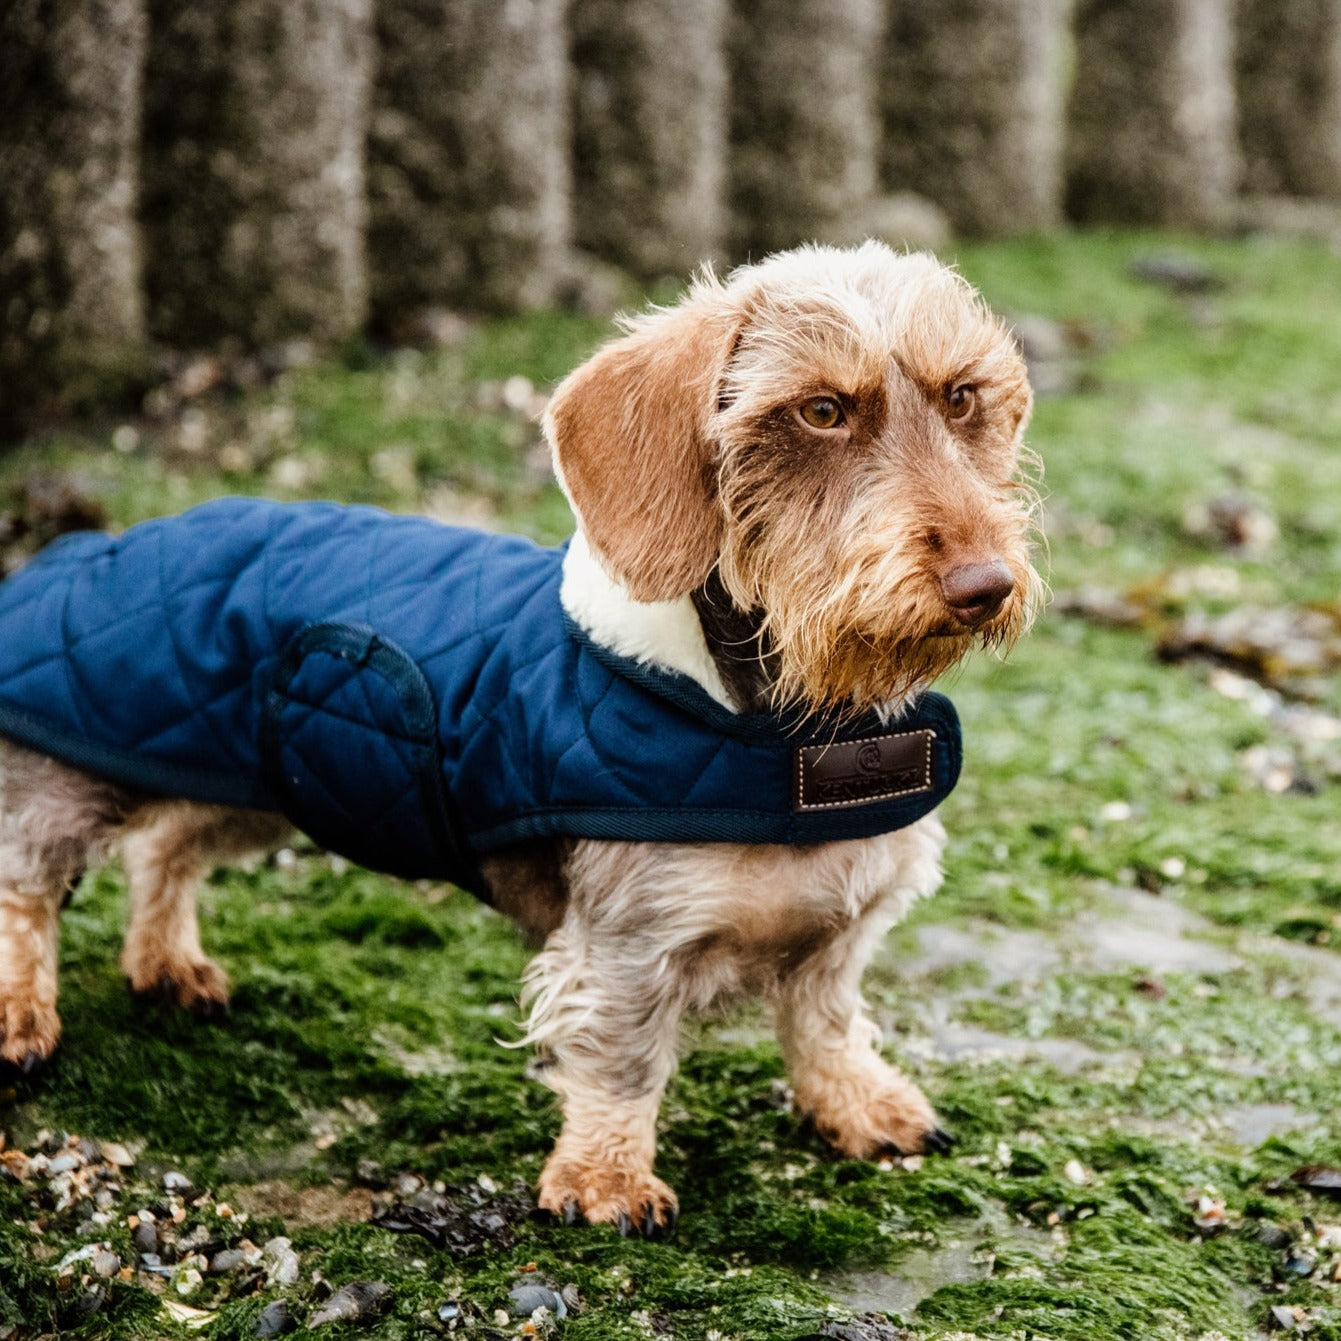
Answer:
939, 561, 1013, 627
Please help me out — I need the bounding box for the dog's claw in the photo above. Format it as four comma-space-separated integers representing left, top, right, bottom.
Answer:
191, 997, 229, 1024
616, 1212, 633, 1238
133, 976, 177, 1009
643, 1203, 677, 1240
0, 1050, 47, 1080
128, 972, 228, 1020
562, 1199, 582, 1227
924, 1126, 957, 1155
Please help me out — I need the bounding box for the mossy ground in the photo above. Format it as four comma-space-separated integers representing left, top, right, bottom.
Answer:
4, 231, 1341, 1339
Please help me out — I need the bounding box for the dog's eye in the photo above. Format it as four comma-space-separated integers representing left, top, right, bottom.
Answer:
946, 384, 976, 421
799, 397, 844, 430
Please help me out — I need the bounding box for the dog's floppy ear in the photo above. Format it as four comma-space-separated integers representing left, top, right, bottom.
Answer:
544, 286, 740, 602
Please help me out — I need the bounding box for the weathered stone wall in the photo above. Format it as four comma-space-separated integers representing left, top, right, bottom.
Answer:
881, 0, 1066, 235
368, 0, 569, 320
1067, 0, 1239, 226
728, 0, 884, 255
570, 0, 727, 278
14, 0, 1341, 431
0, 0, 147, 433
1238, 0, 1341, 197
140, 0, 373, 350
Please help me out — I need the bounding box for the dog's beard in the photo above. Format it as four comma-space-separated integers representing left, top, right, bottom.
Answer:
770, 583, 1035, 716
719, 531, 1041, 718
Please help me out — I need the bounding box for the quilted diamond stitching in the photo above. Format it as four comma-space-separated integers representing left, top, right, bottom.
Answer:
156, 530, 248, 768
280, 712, 424, 832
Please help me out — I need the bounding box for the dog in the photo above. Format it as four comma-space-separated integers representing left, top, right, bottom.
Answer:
0, 241, 1039, 1236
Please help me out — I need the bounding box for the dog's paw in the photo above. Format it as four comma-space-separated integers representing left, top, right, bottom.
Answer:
0, 997, 61, 1075
537, 1158, 679, 1238
801, 1070, 951, 1161
125, 956, 230, 1018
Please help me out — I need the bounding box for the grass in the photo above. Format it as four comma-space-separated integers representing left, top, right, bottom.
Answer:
4, 229, 1341, 1338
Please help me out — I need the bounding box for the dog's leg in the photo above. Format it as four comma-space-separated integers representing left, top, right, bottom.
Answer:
524, 909, 683, 1235
0, 746, 127, 1069
775, 898, 949, 1159
0, 850, 67, 1071
120, 802, 290, 1015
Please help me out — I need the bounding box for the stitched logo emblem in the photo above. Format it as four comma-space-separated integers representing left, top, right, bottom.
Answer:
855, 741, 884, 773
792, 729, 935, 811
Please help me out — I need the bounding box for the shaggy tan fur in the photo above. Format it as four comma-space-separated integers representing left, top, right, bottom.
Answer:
0, 241, 1039, 1235
550, 245, 1040, 712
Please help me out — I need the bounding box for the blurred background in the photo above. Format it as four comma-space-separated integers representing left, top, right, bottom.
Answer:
1, 0, 1335, 433
6, 4, 1341, 1338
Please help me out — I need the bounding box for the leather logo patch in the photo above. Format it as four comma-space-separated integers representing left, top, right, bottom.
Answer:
792, 729, 935, 811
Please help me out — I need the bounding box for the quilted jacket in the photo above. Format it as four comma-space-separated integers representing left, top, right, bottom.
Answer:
0, 498, 962, 900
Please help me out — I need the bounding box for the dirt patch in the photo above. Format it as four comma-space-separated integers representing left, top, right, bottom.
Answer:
229, 1179, 374, 1229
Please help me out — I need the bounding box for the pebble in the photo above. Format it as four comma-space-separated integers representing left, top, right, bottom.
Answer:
501, 375, 535, 415
436, 1301, 460, 1322
1185, 493, 1277, 556
1128, 252, 1224, 294
507, 1283, 566, 1320
818, 1315, 906, 1341
1284, 1252, 1316, 1277
174, 1266, 204, 1295
1292, 1164, 1341, 1199
163, 1171, 195, 1196
133, 1221, 158, 1255
91, 1250, 121, 1277
71, 1286, 107, 1320
1255, 1223, 1293, 1251
307, 1281, 392, 1328
263, 1236, 301, 1287
253, 1299, 296, 1337
1008, 313, 1077, 397
209, 1247, 246, 1274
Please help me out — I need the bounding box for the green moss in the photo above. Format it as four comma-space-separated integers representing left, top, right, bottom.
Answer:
6, 233, 1341, 1337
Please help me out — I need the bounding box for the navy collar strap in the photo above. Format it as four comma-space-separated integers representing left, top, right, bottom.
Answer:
562, 613, 961, 820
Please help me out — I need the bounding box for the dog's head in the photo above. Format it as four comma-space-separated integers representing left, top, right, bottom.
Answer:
545, 241, 1042, 712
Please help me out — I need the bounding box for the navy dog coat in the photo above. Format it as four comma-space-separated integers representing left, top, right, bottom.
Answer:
0, 498, 962, 900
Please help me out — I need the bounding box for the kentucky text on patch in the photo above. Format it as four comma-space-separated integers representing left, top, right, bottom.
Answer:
792, 729, 935, 812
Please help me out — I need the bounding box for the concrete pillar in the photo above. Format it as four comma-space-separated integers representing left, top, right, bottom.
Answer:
570, 0, 728, 278
140, 0, 373, 349
368, 0, 570, 319
1067, 0, 1239, 226
1237, 0, 1341, 197
881, 0, 1067, 235
0, 0, 147, 433
728, 0, 884, 255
